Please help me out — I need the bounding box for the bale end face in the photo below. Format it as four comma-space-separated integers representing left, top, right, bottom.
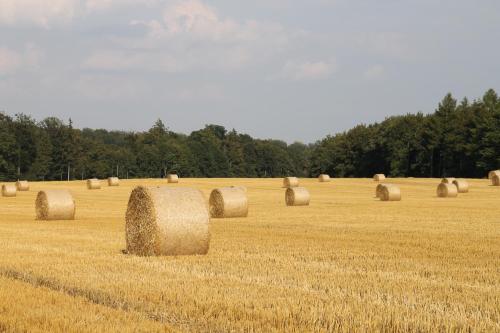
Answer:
16, 180, 29, 191
283, 177, 299, 188
125, 186, 210, 256
373, 174, 386, 182
285, 187, 310, 206
2, 184, 16, 197
488, 170, 500, 180
376, 183, 394, 198
492, 175, 500, 186
209, 187, 248, 218
380, 186, 401, 201
35, 190, 75, 220
437, 183, 458, 198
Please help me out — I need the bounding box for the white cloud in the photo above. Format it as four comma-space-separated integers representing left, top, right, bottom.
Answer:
282, 59, 337, 81
0, 0, 78, 28
85, 0, 159, 12
0, 45, 42, 74
363, 65, 385, 80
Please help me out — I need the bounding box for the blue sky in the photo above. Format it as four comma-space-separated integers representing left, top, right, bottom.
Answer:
0, 0, 499, 142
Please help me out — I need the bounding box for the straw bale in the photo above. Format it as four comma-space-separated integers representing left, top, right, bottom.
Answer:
35, 190, 75, 220
209, 186, 248, 218
285, 187, 310, 206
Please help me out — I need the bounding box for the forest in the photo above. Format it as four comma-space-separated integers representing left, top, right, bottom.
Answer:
0, 89, 499, 181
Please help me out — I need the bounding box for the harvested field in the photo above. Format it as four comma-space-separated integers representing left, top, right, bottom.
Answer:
0, 178, 499, 332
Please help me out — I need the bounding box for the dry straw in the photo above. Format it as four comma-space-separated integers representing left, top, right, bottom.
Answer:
108, 177, 120, 186
380, 185, 401, 201
125, 186, 210, 256
441, 177, 456, 184
318, 174, 330, 182
376, 183, 395, 198
373, 174, 386, 181
209, 186, 248, 218
285, 187, 310, 206
2, 184, 16, 197
16, 180, 29, 191
452, 179, 469, 193
167, 174, 179, 183
283, 177, 299, 188
35, 190, 75, 220
437, 183, 458, 198
87, 178, 101, 190
488, 170, 500, 180
492, 175, 500, 186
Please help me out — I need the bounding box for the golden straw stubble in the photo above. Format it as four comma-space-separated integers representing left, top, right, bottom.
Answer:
35, 190, 75, 220
285, 187, 310, 206
209, 186, 248, 218
437, 183, 458, 198
125, 186, 209, 256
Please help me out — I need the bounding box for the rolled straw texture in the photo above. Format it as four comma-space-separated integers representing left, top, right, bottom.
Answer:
125, 186, 210, 256
376, 183, 395, 198
492, 175, 500, 186
318, 174, 330, 182
488, 170, 500, 180
2, 184, 16, 197
209, 187, 248, 218
373, 174, 386, 181
16, 180, 29, 191
283, 177, 299, 188
452, 179, 469, 193
35, 190, 75, 220
437, 183, 458, 198
380, 185, 401, 201
87, 179, 101, 190
441, 178, 456, 184
167, 174, 179, 183
285, 187, 310, 206
108, 177, 120, 186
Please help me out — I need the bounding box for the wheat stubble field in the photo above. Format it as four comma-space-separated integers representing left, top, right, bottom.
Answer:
0, 178, 499, 332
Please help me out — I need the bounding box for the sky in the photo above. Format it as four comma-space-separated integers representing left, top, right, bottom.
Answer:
0, 0, 499, 143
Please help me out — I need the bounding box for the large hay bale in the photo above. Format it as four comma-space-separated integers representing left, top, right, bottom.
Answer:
452, 179, 469, 193
375, 183, 395, 198
209, 187, 248, 218
437, 183, 458, 198
318, 174, 330, 182
167, 174, 179, 183
380, 185, 401, 201
87, 178, 101, 190
283, 177, 299, 188
488, 170, 500, 180
492, 175, 500, 186
125, 186, 209, 256
441, 177, 456, 184
35, 190, 75, 220
16, 180, 29, 191
108, 177, 120, 186
373, 174, 386, 181
2, 184, 16, 197
285, 187, 310, 206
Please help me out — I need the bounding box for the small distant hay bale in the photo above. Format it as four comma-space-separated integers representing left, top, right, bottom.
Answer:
441, 177, 456, 184
452, 179, 469, 193
373, 174, 386, 182
209, 186, 248, 218
87, 178, 101, 190
2, 184, 16, 197
488, 170, 500, 180
36, 190, 75, 220
380, 185, 401, 201
285, 187, 310, 206
492, 175, 500, 186
283, 177, 299, 188
318, 174, 330, 182
437, 183, 458, 198
108, 177, 120, 186
125, 186, 209, 256
16, 180, 29, 191
376, 183, 395, 198
167, 174, 179, 183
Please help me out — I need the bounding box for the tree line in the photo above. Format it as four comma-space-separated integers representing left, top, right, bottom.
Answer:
0, 89, 498, 181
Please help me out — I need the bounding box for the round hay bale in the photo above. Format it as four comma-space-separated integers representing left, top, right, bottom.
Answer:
285, 187, 310, 206
35, 190, 75, 220
492, 175, 500, 186
373, 174, 386, 182
87, 179, 101, 190
437, 183, 458, 198
452, 179, 469, 193
108, 177, 120, 186
283, 177, 299, 188
16, 180, 29, 191
209, 187, 248, 218
380, 185, 401, 201
167, 174, 179, 183
318, 174, 330, 182
488, 170, 500, 180
125, 186, 209, 256
2, 184, 16, 197
441, 177, 456, 184
375, 183, 395, 198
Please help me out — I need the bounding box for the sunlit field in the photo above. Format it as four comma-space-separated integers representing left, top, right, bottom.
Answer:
0, 178, 498, 332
